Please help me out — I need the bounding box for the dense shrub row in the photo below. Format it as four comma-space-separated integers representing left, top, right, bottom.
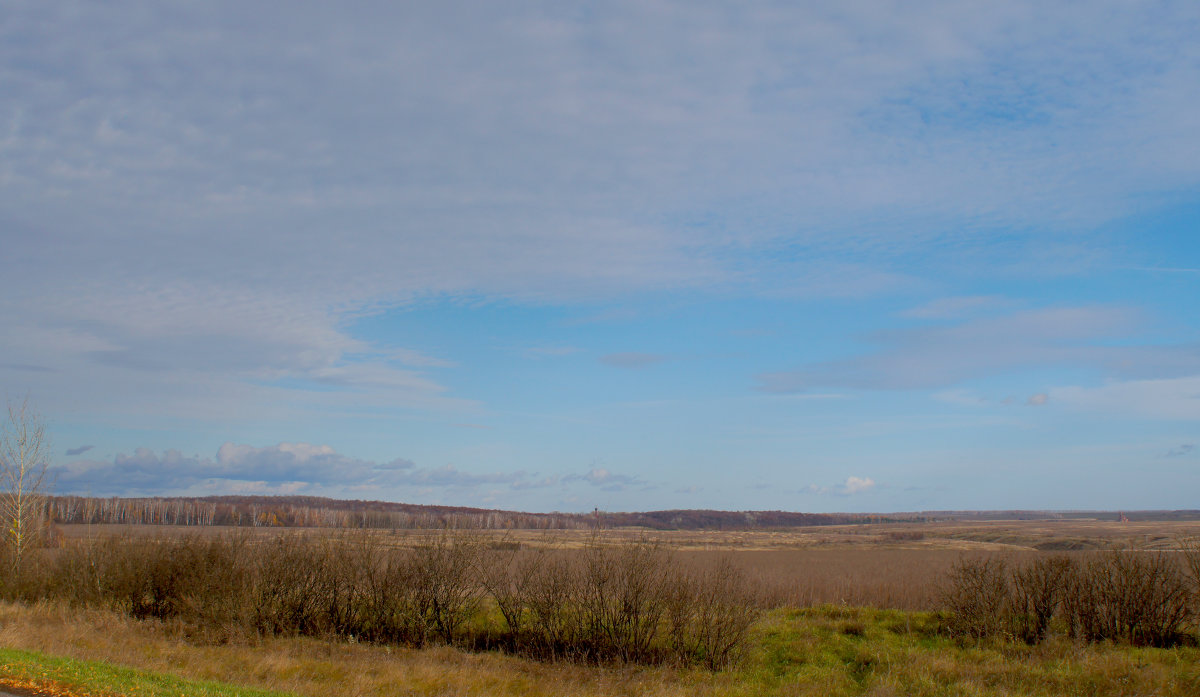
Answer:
942, 550, 1199, 646
2, 533, 759, 669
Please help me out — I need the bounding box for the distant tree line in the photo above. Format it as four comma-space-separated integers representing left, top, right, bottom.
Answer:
44, 496, 588, 530
40, 495, 909, 531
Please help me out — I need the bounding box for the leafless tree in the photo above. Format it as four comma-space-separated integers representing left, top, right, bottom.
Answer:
0, 396, 52, 572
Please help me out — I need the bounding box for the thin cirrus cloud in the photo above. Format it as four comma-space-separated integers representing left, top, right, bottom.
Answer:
1050, 376, 1200, 422
5, 4, 1199, 410
6, 2, 1200, 311
563, 468, 651, 492
599, 353, 669, 369
899, 295, 1014, 320
757, 306, 1199, 393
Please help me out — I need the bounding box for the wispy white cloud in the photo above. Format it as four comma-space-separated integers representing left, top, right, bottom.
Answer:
1050, 375, 1200, 421
933, 389, 991, 407
759, 306, 1199, 393
521, 346, 580, 358
798, 475, 878, 496
50, 442, 548, 498
564, 466, 650, 492
901, 295, 1014, 320
599, 352, 668, 369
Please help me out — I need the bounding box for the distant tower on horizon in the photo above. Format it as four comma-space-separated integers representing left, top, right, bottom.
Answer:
1119, 511, 1130, 523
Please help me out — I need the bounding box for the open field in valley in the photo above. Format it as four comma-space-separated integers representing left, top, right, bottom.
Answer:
3, 517, 1199, 695
55, 518, 1200, 611
59, 517, 1200, 552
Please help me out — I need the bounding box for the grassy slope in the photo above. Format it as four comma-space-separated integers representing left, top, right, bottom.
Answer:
1, 602, 1198, 697
0, 646, 292, 697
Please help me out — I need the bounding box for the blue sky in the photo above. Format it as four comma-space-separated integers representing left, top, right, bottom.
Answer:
2, 1, 1198, 512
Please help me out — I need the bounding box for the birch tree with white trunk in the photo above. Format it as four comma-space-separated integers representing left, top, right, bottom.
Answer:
0, 397, 51, 572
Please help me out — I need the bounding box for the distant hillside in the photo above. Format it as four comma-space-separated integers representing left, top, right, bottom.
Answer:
917, 510, 1200, 522
43, 495, 1198, 530
45, 495, 919, 530
595, 509, 921, 529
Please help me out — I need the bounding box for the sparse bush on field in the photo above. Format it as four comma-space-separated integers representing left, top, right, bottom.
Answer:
941, 556, 1011, 639
477, 541, 573, 651
1065, 550, 1192, 647
1010, 555, 1073, 643
252, 535, 332, 636
30, 534, 255, 638
354, 538, 414, 643
942, 550, 1195, 647
522, 550, 585, 657
1181, 537, 1200, 598
0, 530, 761, 669
408, 533, 484, 645
578, 538, 670, 662
666, 555, 760, 669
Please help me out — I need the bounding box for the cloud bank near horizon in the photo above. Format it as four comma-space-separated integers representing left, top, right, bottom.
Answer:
49, 442, 666, 506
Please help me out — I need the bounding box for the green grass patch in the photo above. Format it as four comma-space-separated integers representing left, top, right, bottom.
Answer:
730, 606, 1200, 696
0, 647, 294, 697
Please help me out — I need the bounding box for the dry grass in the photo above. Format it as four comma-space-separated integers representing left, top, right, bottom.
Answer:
57, 518, 1200, 550
50, 519, 1200, 614
0, 601, 721, 697
3, 601, 1200, 697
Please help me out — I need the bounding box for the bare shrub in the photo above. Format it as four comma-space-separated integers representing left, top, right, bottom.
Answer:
1180, 537, 1200, 599
1010, 555, 1074, 643
523, 551, 583, 658
309, 537, 368, 638
252, 535, 329, 635
406, 533, 484, 645
44, 538, 110, 606
666, 555, 760, 669
15, 529, 770, 668
941, 556, 1010, 639
45, 534, 253, 639
174, 534, 253, 636
477, 541, 529, 638
1065, 550, 1192, 647
478, 541, 565, 648
578, 538, 671, 662
353, 540, 420, 644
